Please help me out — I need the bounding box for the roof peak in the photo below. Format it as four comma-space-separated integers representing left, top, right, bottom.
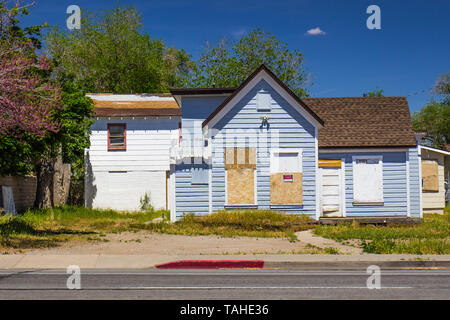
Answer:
202, 64, 324, 127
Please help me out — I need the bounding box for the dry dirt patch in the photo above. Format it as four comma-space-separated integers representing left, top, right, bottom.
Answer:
22, 231, 318, 255
295, 230, 363, 254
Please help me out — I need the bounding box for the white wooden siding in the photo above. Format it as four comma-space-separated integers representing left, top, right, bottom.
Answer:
88, 118, 179, 172
85, 170, 167, 210
85, 117, 179, 210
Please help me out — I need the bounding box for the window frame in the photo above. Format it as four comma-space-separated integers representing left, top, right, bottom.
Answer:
270, 148, 303, 173
352, 155, 384, 204
256, 90, 272, 111
107, 123, 127, 151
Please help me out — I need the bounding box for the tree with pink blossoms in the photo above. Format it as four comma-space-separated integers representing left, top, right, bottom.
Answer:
0, 38, 62, 139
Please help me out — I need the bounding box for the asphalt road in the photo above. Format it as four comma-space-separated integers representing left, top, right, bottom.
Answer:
0, 268, 449, 299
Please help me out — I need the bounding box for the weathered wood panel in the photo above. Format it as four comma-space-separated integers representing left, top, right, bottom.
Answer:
422, 159, 439, 191
227, 168, 255, 205
224, 148, 257, 169
270, 172, 302, 204
421, 149, 445, 211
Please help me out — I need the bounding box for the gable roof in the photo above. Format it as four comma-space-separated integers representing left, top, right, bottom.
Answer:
302, 97, 417, 148
87, 94, 181, 117
201, 64, 324, 128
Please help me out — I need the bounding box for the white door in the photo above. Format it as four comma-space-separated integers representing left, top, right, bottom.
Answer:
320, 167, 343, 217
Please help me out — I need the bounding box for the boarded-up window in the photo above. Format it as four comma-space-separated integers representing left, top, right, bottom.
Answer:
224, 148, 256, 169
270, 149, 303, 204
353, 156, 383, 203
225, 148, 256, 205
227, 168, 255, 205
422, 159, 439, 192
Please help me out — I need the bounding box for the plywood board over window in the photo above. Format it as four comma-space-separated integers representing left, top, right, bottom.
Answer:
227, 168, 255, 205
270, 149, 303, 205
422, 159, 439, 192
225, 147, 256, 205
224, 147, 256, 169
270, 172, 302, 204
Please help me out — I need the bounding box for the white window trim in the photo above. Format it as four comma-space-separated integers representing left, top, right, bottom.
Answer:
352, 155, 384, 205
270, 148, 303, 174
341, 157, 347, 217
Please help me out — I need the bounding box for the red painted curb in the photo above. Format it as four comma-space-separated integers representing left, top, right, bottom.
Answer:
155, 260, 264, 269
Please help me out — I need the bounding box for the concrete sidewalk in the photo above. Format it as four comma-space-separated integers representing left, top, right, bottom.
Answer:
1, 254, 450, 269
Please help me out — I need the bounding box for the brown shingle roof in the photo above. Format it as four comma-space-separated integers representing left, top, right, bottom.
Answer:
302, 97, 417, 148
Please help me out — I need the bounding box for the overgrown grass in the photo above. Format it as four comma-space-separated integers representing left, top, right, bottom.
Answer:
5, 206, 447, 254
0, 206, 168, 249
132, 210, 315, 238
0, 207, 314, 250
314, 213, 450, 254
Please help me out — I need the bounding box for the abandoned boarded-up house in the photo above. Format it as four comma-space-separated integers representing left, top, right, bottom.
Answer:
419, 145, 449, 214
85, 65, 422, 222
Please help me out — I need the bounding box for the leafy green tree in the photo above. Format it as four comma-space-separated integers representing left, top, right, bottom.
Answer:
0, 0, 47, 47
45, 5, 192, 93
434, 73, 450, 96
412, 73, 450, 150
187, 29, 309, 97
363, 87, 384, 97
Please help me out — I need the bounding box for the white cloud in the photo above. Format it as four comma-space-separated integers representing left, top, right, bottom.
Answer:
306, 27, 326, 36
231, 28, 246, 38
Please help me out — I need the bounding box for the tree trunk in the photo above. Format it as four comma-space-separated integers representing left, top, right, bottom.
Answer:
34, 153, 72, 209
34, 159, 54, 209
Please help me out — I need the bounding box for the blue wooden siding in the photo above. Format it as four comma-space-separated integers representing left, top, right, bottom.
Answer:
211, 79, 317, 218
181, 96, 228, 147
175, 96, 227, 218
175, 163, 210, 217
319, 151, 416, 217
408, 147, 421, 217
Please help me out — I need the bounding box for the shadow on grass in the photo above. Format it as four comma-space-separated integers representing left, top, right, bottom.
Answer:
0, 218, 97, 249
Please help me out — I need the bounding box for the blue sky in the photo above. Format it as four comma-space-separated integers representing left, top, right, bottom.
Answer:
20, 0, 450, 112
